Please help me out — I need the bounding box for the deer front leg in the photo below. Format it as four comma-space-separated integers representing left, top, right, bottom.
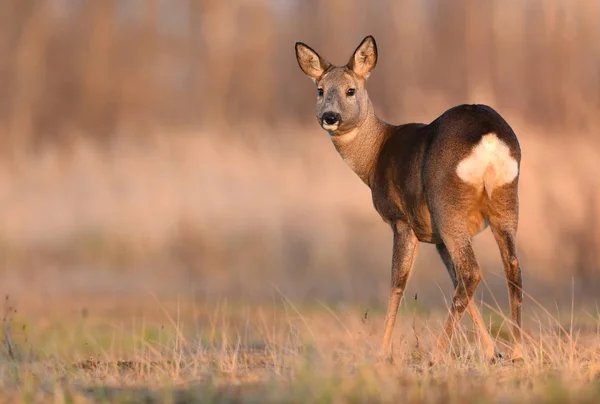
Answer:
379, 222, 419, 361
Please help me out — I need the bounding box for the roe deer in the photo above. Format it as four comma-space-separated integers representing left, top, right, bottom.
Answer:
295, 35, 523, 364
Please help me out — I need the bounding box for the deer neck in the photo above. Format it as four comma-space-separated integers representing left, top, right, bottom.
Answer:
329, 102, 390, 187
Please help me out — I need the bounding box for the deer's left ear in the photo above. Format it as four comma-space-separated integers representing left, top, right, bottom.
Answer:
347, 35, 378, 79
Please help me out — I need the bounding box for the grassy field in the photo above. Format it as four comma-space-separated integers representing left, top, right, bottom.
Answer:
0, 124, 598, 404
2, 291, 599, 403
3, 2, 600, 402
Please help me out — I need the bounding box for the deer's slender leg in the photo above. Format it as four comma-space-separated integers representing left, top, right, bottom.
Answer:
431, 237, 481, 364
489, 225, 522, 360
379, 222, 419, 360
485, 183, 523, 360
436, 243, 501, 361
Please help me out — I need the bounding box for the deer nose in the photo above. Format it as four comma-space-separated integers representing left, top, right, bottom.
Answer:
322, 112, 341, 126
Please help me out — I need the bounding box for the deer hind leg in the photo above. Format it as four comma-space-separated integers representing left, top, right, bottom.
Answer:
436, 243, 502, 361
379, 222, 419, 361
489, 221, 522, 360
485, 183, 523, 360
430, 236, 482, 365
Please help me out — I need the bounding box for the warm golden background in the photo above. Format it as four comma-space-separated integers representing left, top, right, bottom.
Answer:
2, 0, 599, 310
2, 1, 600, 402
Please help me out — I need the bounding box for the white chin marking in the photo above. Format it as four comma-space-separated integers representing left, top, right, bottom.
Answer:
456, 133, 519, 188
322, 123, 339, 131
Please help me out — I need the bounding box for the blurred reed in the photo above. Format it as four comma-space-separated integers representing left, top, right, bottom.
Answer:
0, 0, 598, 304
1, 0, 599, 148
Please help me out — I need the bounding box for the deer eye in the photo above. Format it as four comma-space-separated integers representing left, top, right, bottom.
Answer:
346, 88, 356, 97
317, 88, 324, 97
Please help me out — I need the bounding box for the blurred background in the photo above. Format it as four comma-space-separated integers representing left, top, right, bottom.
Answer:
1, 0, 599, 311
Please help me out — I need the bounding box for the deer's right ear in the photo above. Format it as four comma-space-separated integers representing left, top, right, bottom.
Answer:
295, 42, 330, 82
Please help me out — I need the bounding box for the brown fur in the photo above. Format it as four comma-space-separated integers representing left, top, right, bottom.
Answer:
295, 36, 523, 364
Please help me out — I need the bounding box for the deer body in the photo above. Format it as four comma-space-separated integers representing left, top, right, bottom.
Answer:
336, 103, 520, 244
295, 36, 523, 364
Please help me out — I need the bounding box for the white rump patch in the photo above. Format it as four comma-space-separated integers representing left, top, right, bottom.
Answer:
456, 133, 519, 191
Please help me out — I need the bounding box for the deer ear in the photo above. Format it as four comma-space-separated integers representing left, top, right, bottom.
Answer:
347, 35, 378, 79
295, 42, 331, 82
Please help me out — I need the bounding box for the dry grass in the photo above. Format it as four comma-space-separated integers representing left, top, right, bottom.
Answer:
2, 291, 600, 403
2, 3, 600, 402
0, 123, 598, 403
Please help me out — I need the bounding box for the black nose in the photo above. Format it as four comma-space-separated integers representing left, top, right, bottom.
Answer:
322, 112, 341, 126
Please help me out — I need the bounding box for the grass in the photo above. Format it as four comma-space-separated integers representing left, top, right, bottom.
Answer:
2, 293, 600, 403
